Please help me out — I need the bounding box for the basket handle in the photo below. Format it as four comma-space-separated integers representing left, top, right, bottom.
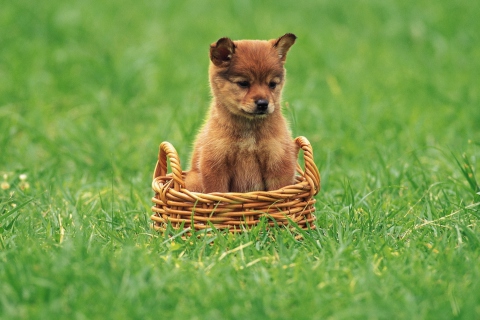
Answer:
295, 136, 321, 196
153, 137, 320, 194
152, 141, 185, 191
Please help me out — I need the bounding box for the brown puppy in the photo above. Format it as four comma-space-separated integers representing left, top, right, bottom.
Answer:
185, 33, 298, 193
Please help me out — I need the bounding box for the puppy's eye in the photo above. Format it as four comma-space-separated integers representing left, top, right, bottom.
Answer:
268, 81, 277, 89
237, 81, 250, 88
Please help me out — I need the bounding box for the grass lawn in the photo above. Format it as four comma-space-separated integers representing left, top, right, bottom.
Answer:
1, 0, 479, 319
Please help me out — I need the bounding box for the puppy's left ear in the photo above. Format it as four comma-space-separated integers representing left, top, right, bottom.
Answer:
273, 33, 297, 62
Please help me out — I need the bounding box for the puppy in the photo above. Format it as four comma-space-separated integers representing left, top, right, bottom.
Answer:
185, 33, 298, 193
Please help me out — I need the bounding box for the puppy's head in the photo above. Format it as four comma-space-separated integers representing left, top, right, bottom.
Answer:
209, 33, 296, 119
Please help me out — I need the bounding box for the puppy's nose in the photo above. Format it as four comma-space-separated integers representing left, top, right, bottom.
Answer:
255, 99, 269, 112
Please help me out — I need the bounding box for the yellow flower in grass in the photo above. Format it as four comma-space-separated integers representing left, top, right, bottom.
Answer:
20, 182, 30, 190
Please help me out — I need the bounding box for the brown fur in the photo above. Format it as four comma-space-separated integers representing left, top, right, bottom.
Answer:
185, 33, 299, 193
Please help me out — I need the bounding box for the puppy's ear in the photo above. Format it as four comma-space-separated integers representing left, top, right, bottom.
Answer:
273, 33, 296, 62
210, 37, 236, 67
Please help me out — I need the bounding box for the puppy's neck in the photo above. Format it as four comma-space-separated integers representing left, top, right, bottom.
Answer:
210, 99, 281, 138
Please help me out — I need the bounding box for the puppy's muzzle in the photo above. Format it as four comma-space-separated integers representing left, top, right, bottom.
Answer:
255, 99, 269, 114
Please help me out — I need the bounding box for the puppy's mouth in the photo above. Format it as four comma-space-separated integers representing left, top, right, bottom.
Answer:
241, 109, 269, 117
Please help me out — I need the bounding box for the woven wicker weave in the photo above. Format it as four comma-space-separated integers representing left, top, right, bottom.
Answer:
151, 136, 320, 234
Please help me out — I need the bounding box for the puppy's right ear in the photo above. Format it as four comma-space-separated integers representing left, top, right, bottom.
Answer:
210, 37, 236, 67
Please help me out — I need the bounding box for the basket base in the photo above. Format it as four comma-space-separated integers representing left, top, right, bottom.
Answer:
150, 212, 316, 238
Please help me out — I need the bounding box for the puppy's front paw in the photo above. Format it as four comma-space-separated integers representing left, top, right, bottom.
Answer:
184, 170, 204, 192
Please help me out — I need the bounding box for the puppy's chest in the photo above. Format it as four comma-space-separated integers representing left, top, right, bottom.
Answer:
227, 136, 281, 167
234, 136, 258, 153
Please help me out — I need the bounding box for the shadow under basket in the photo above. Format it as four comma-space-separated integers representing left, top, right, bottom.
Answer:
151, 136, 321, 235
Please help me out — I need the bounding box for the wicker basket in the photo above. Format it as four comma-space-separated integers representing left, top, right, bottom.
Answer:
151, 136, 320, 234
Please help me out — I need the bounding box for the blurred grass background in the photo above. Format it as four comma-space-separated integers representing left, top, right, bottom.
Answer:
1, 0, 479, 319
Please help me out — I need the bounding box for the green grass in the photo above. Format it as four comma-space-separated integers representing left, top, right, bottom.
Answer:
1, 0, 479, 319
